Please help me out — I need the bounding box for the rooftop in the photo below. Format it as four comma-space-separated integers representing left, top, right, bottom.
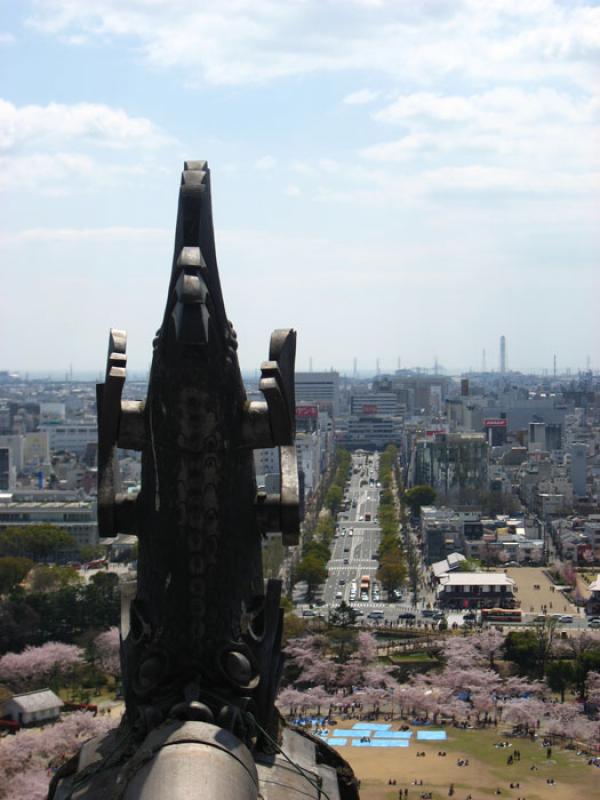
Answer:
6, 688, 63, 713
439, 572, 515, 587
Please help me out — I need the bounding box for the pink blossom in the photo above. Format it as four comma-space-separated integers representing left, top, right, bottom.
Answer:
501, 697, 547, 728
0, 711, 118, 799
0, 642, 85, 691
94, 627, 120, 677
586, 671, 600, 705
276, 687, 306, 711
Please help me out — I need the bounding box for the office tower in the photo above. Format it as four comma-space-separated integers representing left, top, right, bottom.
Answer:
570, 443, 588, 497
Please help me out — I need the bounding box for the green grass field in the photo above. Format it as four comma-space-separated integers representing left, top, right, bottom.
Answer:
341, 723, 598, 800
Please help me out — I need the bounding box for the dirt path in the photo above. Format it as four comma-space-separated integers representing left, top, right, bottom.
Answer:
506, 567, 578, 616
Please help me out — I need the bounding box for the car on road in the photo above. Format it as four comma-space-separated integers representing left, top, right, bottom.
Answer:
335, 591, 343, 600
302, 610, 316, 617
532, 615, 547, 623
367, 611, 385, 620
339, 579, 346, 585
343, 558, 349, 565
398, 612, 416, 621
558, 615, 573, 623
588, 617, 600, 628
431, 612, 445, 620
421, 609, 436, 617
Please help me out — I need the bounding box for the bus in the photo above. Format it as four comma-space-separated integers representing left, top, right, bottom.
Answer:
360, 575, 370, 600
481, 608, 522, 624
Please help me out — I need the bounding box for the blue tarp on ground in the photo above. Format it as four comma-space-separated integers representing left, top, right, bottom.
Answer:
352, 723, 392, 731
416, 730, 447, 741
374, 730, 413, 739
326, 738, 348, 746
333, 729, 372, 737
351, 740, 410, 748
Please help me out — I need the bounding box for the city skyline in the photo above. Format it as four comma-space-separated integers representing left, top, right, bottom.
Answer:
1, 1, 598, 373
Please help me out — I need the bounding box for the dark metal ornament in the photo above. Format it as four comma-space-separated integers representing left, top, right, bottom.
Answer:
50, 162, 359, 800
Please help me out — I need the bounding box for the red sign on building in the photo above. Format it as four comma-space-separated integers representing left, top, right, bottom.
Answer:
296, 405, 319, 418
361, 404, 378, 415
484, 419, 507, 428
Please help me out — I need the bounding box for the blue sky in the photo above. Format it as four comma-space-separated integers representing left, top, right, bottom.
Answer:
1, 0, 598, 376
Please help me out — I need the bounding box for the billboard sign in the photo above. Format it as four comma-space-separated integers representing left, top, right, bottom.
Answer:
484, 419, 507, 428
361, 404, 378, 415
296, 405, 318, 418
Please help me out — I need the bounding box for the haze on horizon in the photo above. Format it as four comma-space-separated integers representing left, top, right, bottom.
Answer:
0, 1, 598, 375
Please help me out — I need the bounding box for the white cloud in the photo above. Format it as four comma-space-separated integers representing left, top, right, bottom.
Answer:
0, 152, 146, 193
28, 1, 600, 89
0, 32, 15, 45
0, 226, 170, 246
358, 86, 600, 195
343, 88, 380, 105
373, 88, 597, 128
254, 155, 277, 170
0, 99, 171, 151
284, 184, 301, 197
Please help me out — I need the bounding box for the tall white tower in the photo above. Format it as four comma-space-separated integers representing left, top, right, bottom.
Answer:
500, 335, 506, 374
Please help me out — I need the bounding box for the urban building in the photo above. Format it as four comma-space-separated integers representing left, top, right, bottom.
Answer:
294, 372, 340, 417
437, 571, 516, 609
0, 446, 14, 491
586, 575, 600, 616
410, 432, 488, 500
570, 443, 588, 497
0, 489, 98, 551
345, 415, 399, 450
39, 420, 98, 455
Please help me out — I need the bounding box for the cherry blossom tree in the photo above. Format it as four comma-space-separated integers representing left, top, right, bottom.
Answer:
284, 634, 328, 671
544, 702, 593, 742
442, 629, 506, 670
276, 687, 306, 715
501, 697, 547, 731
0, 710, 117, 800
0, 642, 85, 691
585, 670, 600, 705
302, 685, 335, 716
94, 627, 120, 678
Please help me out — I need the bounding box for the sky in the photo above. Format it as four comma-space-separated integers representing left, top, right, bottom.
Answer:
0, 0, 598, 377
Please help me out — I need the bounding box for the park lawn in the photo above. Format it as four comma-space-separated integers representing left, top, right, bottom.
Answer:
337, 724, 597, 800
387, 651, 439, 664
57, 685, 116, 705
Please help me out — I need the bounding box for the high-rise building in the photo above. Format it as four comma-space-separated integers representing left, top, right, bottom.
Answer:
411, 433, 488, 499
295, 372, 340, 417
0, 447, 13, 491
570, 443, 588, 497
